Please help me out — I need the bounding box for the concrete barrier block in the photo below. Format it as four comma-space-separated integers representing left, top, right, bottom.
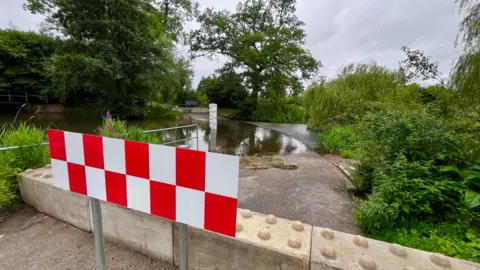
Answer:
19, 169, 38, 207
21, 168, 91, 232
310, 226, 480, 270
100, 201, 173, 263
173, 209, 311, 270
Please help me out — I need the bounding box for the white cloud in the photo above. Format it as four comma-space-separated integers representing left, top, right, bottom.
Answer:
1, 0, 461, 86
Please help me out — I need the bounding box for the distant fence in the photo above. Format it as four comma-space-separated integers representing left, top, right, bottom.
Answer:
0, 90, 48, 104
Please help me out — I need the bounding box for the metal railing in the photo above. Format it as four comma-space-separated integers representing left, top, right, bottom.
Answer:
0, 90, 45, 103
0, 124, 200, 151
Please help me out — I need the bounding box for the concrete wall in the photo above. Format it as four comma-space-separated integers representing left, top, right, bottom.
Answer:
100, 201, 173, 263
34, 104, 65, 114
172, 107, 209, 113
20, 167, 480, 270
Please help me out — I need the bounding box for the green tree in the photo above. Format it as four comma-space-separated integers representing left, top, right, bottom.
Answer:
456, 0, 480, 52
153, 53, 193, 104
189, 0, 320, 112
0, 29, 59, 97
449, 1, 480, 116
25, 0, 193, 116
158, 0, 199, 40
197, 70, 247, 108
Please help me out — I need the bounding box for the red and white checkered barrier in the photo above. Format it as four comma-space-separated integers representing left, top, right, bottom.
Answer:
47, 129, 239, 237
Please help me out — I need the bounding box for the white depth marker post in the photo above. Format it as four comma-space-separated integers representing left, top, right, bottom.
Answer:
209, 103, 217, 152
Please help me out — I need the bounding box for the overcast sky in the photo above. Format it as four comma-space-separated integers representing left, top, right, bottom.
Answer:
1, 0, 462, 87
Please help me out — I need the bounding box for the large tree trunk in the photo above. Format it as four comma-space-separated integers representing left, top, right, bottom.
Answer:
116, 79, 127, 98
250, 72, 261, 110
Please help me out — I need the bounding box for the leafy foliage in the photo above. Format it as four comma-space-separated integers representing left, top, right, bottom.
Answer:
316, 125, 357, 158
0, 123, 50, 214
0, 29, 59, 97
373, 221, 480, 263
251, 96, 306, 123
304, 63, 406, 127
197, 70, 247, 109
98, 112, 162, 144
24, 0, 196, 116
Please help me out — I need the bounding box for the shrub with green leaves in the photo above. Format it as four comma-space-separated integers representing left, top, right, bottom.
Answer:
352, 108, 479, 192
372, 221, 480, 263
355, 156, 480, 231
316, 125, 358, 158
0, 123, 49, 214
252, 98, 306, 123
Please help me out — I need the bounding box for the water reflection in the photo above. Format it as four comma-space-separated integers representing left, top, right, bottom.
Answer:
0, 113, 309, 156
182, 120, 308, 156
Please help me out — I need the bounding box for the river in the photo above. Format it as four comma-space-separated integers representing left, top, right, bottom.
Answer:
0, 112, 310, 156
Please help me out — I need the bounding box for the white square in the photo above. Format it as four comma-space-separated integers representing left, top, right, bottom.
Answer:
51, 159, 69, 191
65, 132, 84, 165
127, 176, 150, 214
176, 186, 205, 229
103, 137, 125, 174
85, 166, 106, 201
205, 152, 239, 198
149, 144, 176, 185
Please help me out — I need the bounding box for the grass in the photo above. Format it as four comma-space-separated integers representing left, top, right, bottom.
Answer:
0, 122, 50, 214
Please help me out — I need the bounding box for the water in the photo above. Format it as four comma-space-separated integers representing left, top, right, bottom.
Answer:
0, 113, 309, 156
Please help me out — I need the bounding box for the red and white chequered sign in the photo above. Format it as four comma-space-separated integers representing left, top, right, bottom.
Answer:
47, 129, 239, 237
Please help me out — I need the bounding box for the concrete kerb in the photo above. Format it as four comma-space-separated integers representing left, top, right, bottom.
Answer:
172, 209, 311, 270
19, 168, 480, 270
20, 166, 91, 232
310, 226, 480, 270
100, 201, 173, 263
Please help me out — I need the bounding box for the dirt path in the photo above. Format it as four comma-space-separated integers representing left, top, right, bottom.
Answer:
238, 152, 359, 234
0, 207, 176, 270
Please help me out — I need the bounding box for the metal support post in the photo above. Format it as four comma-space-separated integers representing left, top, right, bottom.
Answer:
179, 223, 189, 270
90, 198, 106, 270
196, 126, 199, 151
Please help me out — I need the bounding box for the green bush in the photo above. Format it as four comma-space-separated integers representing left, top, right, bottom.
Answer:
373, 221, 480, 263
304, 63, 407, 128
352, 108, 479, 192
355, 156, 479, 231
317, 125, 358, 157
252, 98, 306, 123
0, 123, 49, 214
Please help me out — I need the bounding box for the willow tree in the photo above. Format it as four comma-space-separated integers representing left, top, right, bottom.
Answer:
452, 0, 480, 111
189, 0, 320, 111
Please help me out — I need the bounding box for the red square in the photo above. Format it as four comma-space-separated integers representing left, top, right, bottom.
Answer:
83, 134, 104, 169
67, 162, 87, 195
204, 193, 237, 237
48, 129, 66, 161
105, 171, 127, 207
150, 181, 176, 220
176, 148, 206, 191
125, 140, 149, 179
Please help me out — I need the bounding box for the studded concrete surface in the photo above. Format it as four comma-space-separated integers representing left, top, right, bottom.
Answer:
23, 165, 54, 184
310, 226, 480, 270
236, 208, 312, 261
